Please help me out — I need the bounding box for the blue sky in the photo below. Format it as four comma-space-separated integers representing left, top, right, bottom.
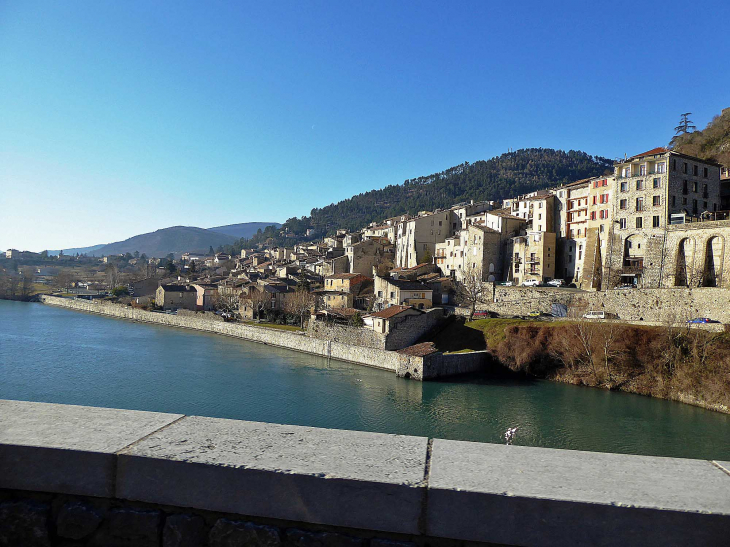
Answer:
1, 0, 729, 251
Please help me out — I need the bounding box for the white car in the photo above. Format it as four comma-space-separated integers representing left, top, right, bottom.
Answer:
547, 279, 564, 287
522, 279, 540, 287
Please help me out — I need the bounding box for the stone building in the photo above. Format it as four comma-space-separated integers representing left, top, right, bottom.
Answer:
435, 225, 503, 282
346, 238, 391, 276
395, 210, 455, 268
155, 285, 197, 311
374, 276, 433, 310
507, 231, 557, 285
604, 148, 722, 288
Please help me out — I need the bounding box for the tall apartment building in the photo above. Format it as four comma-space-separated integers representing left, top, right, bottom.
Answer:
605, 148, 721, 288
395, 210, 455, 268
554, 179, 590, 282
507, 231, 557, 285
580, 175, 616, 290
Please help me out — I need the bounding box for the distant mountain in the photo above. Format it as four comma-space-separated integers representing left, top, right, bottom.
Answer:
281, 148, 614, 235
48, 244, 107, 257
209, 221, 281, 239
93, 226, 239, 258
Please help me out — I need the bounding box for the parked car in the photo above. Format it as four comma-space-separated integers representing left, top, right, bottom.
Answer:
582, 310, 606, 319
687, 318, 720, 324
527, 311, 541, 317
522, 279, 540, 287
546, 279, 564, 287
498, 281, 514, 286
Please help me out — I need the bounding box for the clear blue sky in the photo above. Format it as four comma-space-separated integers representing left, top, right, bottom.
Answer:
1, 0, 729, 251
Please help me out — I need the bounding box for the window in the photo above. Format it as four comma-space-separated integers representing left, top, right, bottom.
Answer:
635, 217, 643, 229
653, 195, 660, 206
619, 218, 627, 229
703, 167, 708, 178
653, 178, 660, 188
640, 165, 646, 176
653, 216, 660, 228
683, 197, 687, 205
693, 181, 698, 193
620, 181, 628, 192
636, 180, 644, 190
601, 194, 608, 204
600, 224, 605, 233
703, 184, 708, 198
590, 211, 596, 220
683, 180, 688, 194
683, 162, 688, 174
636, 197, 644, 211
693, 165, 698, 176
620, 199, 628, 210
672, 159, 677, 171
693, 199, 698, 214
704, 201, 708, 209
592, 196, 597, 205
657, 162, 666, 174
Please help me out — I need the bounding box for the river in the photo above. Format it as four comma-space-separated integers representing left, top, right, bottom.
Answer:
1, 299, 729, 460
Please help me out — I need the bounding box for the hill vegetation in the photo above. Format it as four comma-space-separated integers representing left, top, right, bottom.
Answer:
282, 148, 614, 235
209, 222, 282, 239
93, 226, 238, 258
672, 107, 730, 167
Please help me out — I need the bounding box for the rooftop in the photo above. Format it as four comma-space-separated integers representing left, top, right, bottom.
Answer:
370, 305, 422, 319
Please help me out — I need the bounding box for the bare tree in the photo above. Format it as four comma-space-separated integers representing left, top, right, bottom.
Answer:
596, 323, 624, 385
245, 286, 270, 320
54, 271, 74, 293
212, 290, 240, 316
455, 263, 487, 320
105, 263, 120, 290
19, 267, 35, 299
284, 290, 315, 328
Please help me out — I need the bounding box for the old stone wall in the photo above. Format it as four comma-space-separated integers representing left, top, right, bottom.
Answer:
481, 286, 730, 323
384, 309, 446, 350
308, 322, 388, 350
2, 400, 729, 547
177, 309, 225, 322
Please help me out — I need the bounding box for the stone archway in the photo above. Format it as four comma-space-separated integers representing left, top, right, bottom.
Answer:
622, 235, 645, 287
675, 238, 695, 287
703, 236, 724, 287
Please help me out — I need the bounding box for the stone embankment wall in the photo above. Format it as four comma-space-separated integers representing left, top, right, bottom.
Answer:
480, 285, 730, 323
39, 296, 484, 380
2, 400, 729, 547
308, 309, 446, 352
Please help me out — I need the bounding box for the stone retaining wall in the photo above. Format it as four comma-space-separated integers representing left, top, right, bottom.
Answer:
481, 286, 730, 323
1, 400, 729, 547
39, 297, 483, 380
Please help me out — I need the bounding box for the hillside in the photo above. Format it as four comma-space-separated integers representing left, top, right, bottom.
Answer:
672, 107, 730, 167
209, 221, 281, 239
49, 244, 107, 257
93, 226, 238, 258
282, 148, 613, 235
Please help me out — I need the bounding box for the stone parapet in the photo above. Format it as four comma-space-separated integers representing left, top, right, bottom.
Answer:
1, 400, 729, 546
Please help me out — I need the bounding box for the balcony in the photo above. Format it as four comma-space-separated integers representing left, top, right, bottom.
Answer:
525, 257, 540, 264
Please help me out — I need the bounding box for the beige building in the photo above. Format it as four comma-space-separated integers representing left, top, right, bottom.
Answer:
192, 283, 217, 311
435, 225, 503, 282
554, 179, 590, 282
374, 276, 433, 310
346, 238, 391, 275
395, 210, 455, 268
508, 232, 557, 285
606, 148, 721, 288
155, 284, 197, 311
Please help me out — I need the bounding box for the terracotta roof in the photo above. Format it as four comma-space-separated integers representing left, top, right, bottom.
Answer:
397, 342, 439, 357
628, 147, 668, 160
370, 305, 421, 319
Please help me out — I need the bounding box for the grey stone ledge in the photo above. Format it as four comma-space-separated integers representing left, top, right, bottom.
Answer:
116, 415, 428, 534
0, 400, 183, 497
427, 439, 730, 546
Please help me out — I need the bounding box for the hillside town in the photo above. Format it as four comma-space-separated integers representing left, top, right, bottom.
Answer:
4, 147, 730, 332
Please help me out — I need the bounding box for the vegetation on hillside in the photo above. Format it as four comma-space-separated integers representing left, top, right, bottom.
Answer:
282, 148, 613, 235
672, 108, 730, 167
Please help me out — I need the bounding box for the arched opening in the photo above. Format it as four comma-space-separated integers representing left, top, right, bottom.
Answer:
675, 238, 695, 287
621, 235, 645, 287
489, 262, 495, 273
703, 236, 724, 287
403, 372, 411, 379
487, 274, 495, 282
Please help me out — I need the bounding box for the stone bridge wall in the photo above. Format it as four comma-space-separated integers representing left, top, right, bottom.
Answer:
1, 400, 728, 547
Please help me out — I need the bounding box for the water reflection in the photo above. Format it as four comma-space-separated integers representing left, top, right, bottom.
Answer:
1, 300, 729, 460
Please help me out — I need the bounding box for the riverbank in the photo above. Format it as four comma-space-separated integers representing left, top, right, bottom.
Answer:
434, 317, 730, 414
38, 295, 486, 380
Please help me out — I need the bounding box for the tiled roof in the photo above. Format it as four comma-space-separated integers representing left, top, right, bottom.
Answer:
370, 305, 421, 319
160, 284, 195, 292
628, 147, 668, 160
326, 273, 363, 280
396, 342, 439, 357
384, 278, 432, 291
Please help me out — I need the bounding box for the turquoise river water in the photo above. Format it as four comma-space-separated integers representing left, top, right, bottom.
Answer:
1, 300, 729, 460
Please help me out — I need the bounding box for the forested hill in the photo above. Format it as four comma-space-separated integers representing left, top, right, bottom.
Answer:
673, 107, 730, 167
284, 148, 613, 234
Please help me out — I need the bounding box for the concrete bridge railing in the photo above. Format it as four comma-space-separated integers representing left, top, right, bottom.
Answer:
1, 399, 729, 546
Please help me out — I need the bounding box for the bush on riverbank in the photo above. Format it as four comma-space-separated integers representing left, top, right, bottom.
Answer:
491, 321, 730, 412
